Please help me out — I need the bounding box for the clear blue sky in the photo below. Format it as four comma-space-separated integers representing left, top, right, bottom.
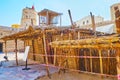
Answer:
0, 0, 120, 27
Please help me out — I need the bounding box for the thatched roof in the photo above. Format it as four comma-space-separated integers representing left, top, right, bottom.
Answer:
0, 25, 111, 41
50, 35, 120, 48
38, 9, 62, 16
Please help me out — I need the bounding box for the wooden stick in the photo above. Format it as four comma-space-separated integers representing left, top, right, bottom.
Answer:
54, 47, 57, 65
90, 12, 96, 37
116, 48, 120, 80
24, 40, 26, 51
32, 39, 36, 60
15, 39, 18, 66
84, 49, 87, 71
90, 48, 93, 72
42, 30, 51, 78
98, 49, 103, 74
4, 41, 7, 56
78, 31, 80, 40
107, 49, 110, 74
68, 10, 74, 29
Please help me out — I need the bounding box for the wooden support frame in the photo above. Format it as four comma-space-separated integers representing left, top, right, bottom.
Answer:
42, 30, 51, 78
84, 49, 87, 71
15, 39, 18, 66
116, 48, 120, 80
90, 48, 93, 72
60, 15, 62, 26
4, 40, 7, 56
32, 39, 36, 60
78, 31, 80, 40
98, 49, 103, 74
54, 47, 57, 65
90, 12, 96, 37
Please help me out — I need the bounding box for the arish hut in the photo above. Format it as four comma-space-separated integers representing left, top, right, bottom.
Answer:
1, 9, 120, 78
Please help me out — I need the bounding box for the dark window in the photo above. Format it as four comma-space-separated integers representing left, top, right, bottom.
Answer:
86, 20, 89, 24
83, 21, 85, 25
0, 33, 2, 35
0, 43, 3, 52
114, 6, 118, 10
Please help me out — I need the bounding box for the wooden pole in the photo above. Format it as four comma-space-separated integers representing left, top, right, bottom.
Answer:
42, 30, 51, 78
78, 31, 80, 40
32, 39, 36, 60
47, 10, 49, 25
116, 48, 120, 80
68, 31, 72, 40
107, 49, 110, 74
84, 49, 87, 71
90, 48, 93, 72
90, 12, 96, 37
15, 39, 18, 66
24, 40, 25, 51
68, 10, 74, 29
60, 15, 62, 27
98, 49, 103, 74
4, 41, 7, 56
54, 47, 56, 65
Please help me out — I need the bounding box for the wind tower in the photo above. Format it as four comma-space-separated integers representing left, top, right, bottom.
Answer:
111, 3, 120, 33
21, 5, 37, 29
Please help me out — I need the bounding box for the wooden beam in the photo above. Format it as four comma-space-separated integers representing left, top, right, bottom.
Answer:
90, 12, 96, 37
60, 15, 62, 26
90, 48, 93, 72
32, 39, 36, 60
42, 30, 51, 78
78, 31, 80, 40
98, 49, 103, 74
47, 10, 49, 25
54, 47, 57, 65
116, 48, 120, 80
15, 39, 18, 66
68, 10, 74, 29
84, 49, 87, 71
4, 41, 7, 56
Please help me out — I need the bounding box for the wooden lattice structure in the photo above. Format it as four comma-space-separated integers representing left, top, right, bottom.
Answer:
50, 35, 120, 76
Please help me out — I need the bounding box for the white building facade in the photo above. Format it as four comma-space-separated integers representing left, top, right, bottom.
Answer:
75, 15, 104, 28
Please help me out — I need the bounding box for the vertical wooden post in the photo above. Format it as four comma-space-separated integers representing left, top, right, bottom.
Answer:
42, 30, 50, 78
47, 10, 49, 25
54, 47, 56, 65
60, 15, 62, 27
116, 48, 120, 80
90, 12, 96, 37
84, 49, 87, 71
90, 48, 93, 72
15, 39, 18, 66
24, 40, 26, 51
78, 31, 80, 40
68, 10, 74, 29
32, 39, 36, 60
99, 49, 103, 74
4, 40, 7, 56
107, 49, 110, 74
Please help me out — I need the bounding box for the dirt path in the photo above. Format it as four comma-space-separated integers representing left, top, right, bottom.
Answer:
38, 71, 117, 80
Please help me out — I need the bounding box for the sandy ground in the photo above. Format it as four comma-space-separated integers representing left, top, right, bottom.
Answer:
38, 71, 117, 80
0, 52, 38, 67
0, 64, 58, 80
0, 53, 118, 80
0, 53, 58, 80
